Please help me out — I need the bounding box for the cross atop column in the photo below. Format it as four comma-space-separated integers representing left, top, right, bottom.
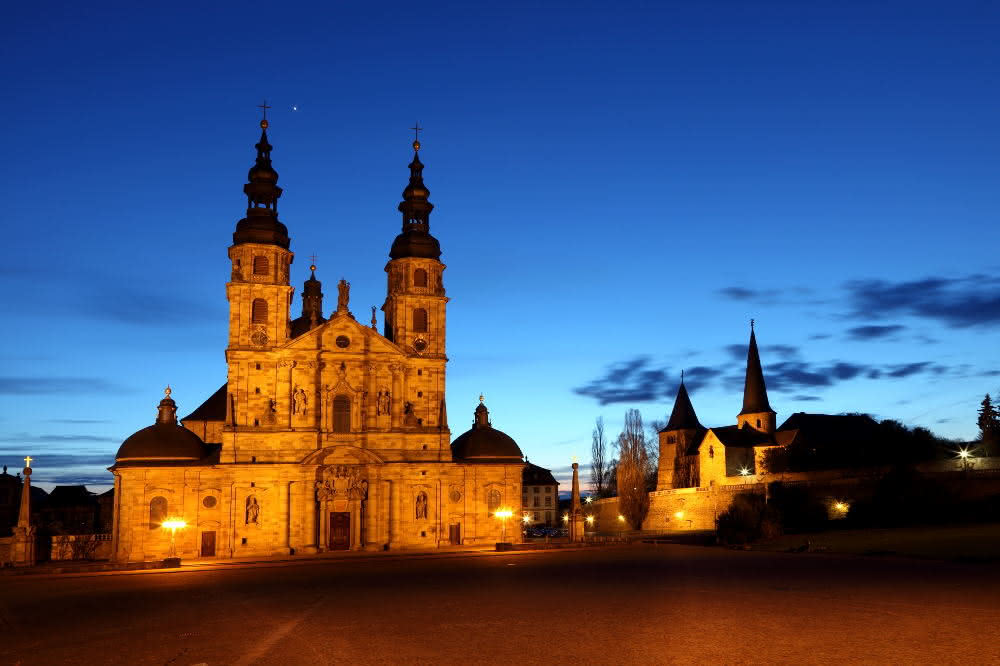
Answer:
23, 455, 32, 468
258, 100, 272, 129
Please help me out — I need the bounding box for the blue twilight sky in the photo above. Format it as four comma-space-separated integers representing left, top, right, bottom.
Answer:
2, 1, 999, 491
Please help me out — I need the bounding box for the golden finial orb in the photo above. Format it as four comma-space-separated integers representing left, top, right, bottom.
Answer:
260, 118, 269, 130
479, 394, 484, 403
413, 139, 421, 151
310, 264, 316, 272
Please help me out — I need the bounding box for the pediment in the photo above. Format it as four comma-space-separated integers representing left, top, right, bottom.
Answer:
300, 445, 385, 466
282, 312, 406, 357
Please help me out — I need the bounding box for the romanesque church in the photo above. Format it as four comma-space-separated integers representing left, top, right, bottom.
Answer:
110, 120, 526, 560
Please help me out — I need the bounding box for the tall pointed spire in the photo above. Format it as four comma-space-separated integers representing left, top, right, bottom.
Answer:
740, 321, 774, 416
233, 113, 290, 249
664, 373, 703, 431
389, 128, 441, 260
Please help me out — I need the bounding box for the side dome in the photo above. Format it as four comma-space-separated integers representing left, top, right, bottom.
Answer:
116, 388, 207, 462
451, 399, 524, 462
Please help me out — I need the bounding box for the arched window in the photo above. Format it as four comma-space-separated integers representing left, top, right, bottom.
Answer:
252, 299, 268, 324
413, 268, 427, 288
487, 489, 501, 516
253, 255, 269, 275
149, 496, 167, 530
333, 394, 351, 433
413, 308, 428, 333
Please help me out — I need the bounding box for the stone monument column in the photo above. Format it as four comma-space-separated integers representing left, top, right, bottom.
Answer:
570, 461, 585, 543
12, 456, 37, 567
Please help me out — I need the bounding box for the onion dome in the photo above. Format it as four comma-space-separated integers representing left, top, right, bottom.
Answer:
116, 387, 207, 462
450, 397, 523, 463
389, 132, 441, 260
233, 119, 290, 249
739, 320, 775, 416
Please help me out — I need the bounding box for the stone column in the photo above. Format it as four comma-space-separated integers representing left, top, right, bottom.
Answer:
365, 363, 377, 431
570, 461, 585, 543
365, 470, 378, 550
390, 365, 403, 428
12, 461, 36, 567
281, 481, 292, 554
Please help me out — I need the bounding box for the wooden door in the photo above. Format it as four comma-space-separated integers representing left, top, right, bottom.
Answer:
449, 523, 461, 545
330, 512, 350, 550
200, 531, 216, 557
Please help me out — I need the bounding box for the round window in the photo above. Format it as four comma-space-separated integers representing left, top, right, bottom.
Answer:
414, 338, 427, 352
203, 495, 217, 509
449, 490, 461, 503
336, 335, 350, 348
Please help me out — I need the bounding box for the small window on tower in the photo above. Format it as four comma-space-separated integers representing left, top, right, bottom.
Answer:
253, 255, 269, 275
413, 308, 428, 333
252, 299, 268, 324
414, 268, 428, 287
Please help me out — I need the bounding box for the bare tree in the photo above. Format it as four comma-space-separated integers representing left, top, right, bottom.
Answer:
646, 417, 665, 491
590, 417, 609, 497
616, 409, 651, 530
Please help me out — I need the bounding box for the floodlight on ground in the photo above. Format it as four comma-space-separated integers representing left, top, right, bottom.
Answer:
834, 502, 849, 513
162, 518, 187, 559
617, 514, 625, 522
674, 511, 684, 520
562, 514, 569, 523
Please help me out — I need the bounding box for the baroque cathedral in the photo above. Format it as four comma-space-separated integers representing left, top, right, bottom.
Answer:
110, 120, 526, 561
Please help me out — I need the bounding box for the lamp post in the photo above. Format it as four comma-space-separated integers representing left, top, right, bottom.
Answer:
495, 509, 513, 549
161, 519, 186, 559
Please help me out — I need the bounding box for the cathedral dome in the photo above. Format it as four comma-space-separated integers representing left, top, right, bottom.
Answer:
115, 389, 207, 462
389, 229, 441, 260
451, 399, 524, 462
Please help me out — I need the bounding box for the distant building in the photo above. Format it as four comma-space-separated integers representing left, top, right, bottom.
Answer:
0, 465, 21, 536
521, 462, 559, 526
41, 486, 100, 535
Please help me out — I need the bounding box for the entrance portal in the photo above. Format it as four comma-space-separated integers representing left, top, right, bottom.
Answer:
449, 523, 461, 545
329, 512, 350, 550
200, 531, 216, 557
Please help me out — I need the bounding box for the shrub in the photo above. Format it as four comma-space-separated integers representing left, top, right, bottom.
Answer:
716, 493, 781, 545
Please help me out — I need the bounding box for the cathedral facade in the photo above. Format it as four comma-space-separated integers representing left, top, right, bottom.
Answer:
110, 122, 525, 561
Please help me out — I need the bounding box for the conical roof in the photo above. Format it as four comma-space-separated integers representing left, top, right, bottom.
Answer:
740, 325, 774, 415
664, 379, 703, 431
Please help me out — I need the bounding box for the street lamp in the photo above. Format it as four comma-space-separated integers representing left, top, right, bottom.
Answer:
738, 466, 752, 482
957, 447, 976, 471
494, 508, 513, 544
584, 496, 593, 504
161, 519, 186, 558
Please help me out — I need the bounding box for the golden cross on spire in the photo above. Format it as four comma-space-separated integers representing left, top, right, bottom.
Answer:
24, 455, 32, 468
258, 100, 272, 129
309, 253, 318, 271
411, 122, 423, 151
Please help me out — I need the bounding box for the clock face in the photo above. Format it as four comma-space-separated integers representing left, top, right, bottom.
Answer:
336, 335, 350, 348
413, 338, 427, 352
251, 330, 268, 347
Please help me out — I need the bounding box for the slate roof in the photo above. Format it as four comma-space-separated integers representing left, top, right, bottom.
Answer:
708, 424, 777, 448
522, 462, 558, 487
662, 381, 703, 432
776, 412, 880, 447
181, 384, 227, 422
739, 328, 775, 416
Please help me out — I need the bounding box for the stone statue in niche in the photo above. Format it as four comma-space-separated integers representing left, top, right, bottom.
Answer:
415, 492, 428, 520
403, 401, 418, 426
292, 387, 308, 416
245, 495, 260, 525
378, 390, 391, 416
337, 279, 350, 312
264, 399, 277, 425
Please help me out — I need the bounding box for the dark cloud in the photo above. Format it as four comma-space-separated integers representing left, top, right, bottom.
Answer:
46, 419, 112, 425
791, 395, 822, 402
79, 284, 222, 326
846, 324, 906, 340
717, 287, 779, 302
885, 362, 934, 378
573, 357, 669, 405
0, 377, 130, 395
683, 366, 724, 392
763, 344, 800, 359
0, 452, 113, 467
0, 433, 118, 443
808, 333, 832, 341
845, 275, 1000, 328
33, 472, 114, 487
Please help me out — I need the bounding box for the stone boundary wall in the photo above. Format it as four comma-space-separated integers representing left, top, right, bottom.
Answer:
0, 536, 11, 565
50, 534, 113, 562
590, 458, 1000, 534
